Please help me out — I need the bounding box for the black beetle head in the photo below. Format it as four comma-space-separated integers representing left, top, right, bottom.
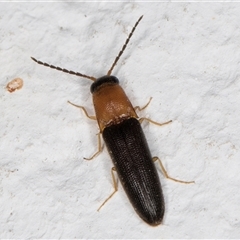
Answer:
90, 75, 119, 93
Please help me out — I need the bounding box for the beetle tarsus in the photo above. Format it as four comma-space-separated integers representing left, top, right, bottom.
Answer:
97, 167, 118, 211
68, 101, 96, 120
153, 157, 195, 184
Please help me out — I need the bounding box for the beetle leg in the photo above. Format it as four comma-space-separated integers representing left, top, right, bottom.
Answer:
153, 156, 195, 184
137, 98, 172, 126
134, 97, 152, 111
68, 101, 101, 160
97, 167, 118, 211
84, 133, 103, 160
139, 117, 172, 126
68, 101, 96, 120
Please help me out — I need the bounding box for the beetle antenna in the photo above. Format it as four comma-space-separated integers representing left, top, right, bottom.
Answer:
107, 15, 143, 76
31, 57, 96, 81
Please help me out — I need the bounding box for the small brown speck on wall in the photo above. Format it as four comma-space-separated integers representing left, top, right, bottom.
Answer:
6, 78, 23, 93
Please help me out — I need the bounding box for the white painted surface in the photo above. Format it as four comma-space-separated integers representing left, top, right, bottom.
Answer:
1, 2, 240, 238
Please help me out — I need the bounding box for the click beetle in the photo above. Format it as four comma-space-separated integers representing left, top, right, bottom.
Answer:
31, 15, 194, 226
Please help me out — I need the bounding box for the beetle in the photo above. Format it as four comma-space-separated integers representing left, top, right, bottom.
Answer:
31, 16, 194, 226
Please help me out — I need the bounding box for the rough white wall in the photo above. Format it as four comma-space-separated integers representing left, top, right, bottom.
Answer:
1, 2, 240, 238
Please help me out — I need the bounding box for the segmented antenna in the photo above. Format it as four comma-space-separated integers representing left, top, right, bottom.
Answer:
31, 57, 96, 81
107, 15, 143, 76
31, 16, 143, 81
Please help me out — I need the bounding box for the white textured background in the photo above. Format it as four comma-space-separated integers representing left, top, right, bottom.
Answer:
1, 2, 240, 238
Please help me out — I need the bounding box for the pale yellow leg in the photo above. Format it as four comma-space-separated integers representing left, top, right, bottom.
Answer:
139, 118, 172, 126
68, 100, 96, 120
135, 98, 172, 126
134, 97, 152, 111
68, 100, 101, 160
153, 156, 195, 184
84, 133, 103, 160
97, 167, 118, 211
